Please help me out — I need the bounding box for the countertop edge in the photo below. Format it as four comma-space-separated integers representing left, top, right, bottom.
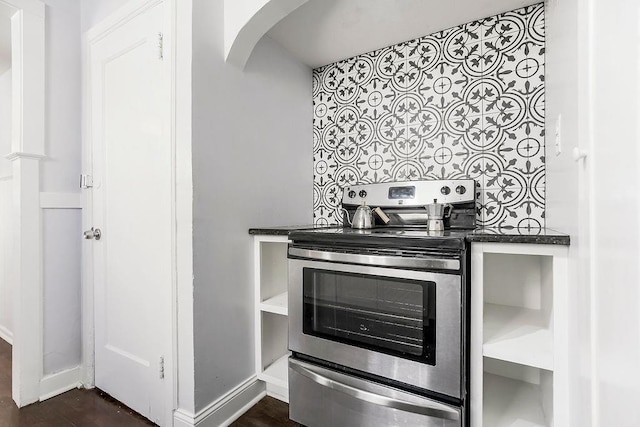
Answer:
248, 225, 320, 236
465, 234, 570, 245
249, 226, 571, 246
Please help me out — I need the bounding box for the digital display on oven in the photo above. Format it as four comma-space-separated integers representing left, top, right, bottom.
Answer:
388, 186, 416, 199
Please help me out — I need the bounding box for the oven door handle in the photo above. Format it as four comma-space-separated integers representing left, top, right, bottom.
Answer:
290, 359, 460, 421
288, 247, 460, 270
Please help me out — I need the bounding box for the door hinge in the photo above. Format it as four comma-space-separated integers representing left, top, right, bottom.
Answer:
158, 32, 163, 60
159, 356, 165, 379
80, 174, 93, 189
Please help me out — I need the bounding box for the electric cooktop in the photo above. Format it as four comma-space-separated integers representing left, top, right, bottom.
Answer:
288, 226, 472, 250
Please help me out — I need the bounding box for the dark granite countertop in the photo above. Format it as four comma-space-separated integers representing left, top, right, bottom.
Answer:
467, 227, 570, 245
248, 225, 324, 236
249, 225, 570, 245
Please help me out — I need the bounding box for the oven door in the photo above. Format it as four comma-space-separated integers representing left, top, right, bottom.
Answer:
288, 251, 463, 399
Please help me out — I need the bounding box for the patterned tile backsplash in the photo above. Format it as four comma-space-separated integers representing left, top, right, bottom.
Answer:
312, 3, 545, 228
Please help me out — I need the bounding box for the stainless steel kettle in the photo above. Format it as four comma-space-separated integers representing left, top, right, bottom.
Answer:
342, 202, 374, 229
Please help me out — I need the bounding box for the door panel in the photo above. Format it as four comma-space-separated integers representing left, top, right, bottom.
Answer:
289, 258, 462, 398
89, 3, 171, 424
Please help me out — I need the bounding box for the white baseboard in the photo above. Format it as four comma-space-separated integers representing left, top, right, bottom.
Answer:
266, 382, 288, 403
173, 376, 266, 427
39, 366, 82, 401
0, 325, 13, 345
173, 410, 195, 427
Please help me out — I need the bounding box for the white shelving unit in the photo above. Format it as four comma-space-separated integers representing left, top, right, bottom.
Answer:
253, 235, 290, 402
471, 243, 569, 427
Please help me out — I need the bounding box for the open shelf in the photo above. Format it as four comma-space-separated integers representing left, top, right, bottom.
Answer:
259, 291, 288, 315
483, 303, 553, 370
473, 243, 569, 426
483, 371, 551, 427
254, 236, 291, 403
259, 240, 289, 301
258, 309, 289, 399
258, 353, 289, 389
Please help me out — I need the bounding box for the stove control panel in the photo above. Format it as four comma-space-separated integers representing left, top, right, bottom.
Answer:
342, 179, 476, 207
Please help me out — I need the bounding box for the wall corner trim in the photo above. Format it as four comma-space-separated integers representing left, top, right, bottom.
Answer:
0, 326, 13, 345
5, 151, 46, 161
173, 408, 196, 427
4, 0, 45, 17
174, 376, 266, 427
39, 366, 82, 402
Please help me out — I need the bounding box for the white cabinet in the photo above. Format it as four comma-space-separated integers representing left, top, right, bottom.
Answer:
471, 243, 569, 427
253, 235, 290, 402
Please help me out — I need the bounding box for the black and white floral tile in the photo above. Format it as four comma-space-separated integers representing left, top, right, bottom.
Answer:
312, 3, 545, 228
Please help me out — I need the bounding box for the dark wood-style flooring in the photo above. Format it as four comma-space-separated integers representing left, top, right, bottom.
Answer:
229, 397, 298, 427
0, 339, 295, 426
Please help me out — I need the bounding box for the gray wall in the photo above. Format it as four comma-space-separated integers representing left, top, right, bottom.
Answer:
43, 0, 81, 192
40, 0, 83, 375
191, 0, 312, 410
43, 209, 82, 373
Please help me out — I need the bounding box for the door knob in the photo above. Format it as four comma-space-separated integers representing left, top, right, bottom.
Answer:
84, 227, 102, 240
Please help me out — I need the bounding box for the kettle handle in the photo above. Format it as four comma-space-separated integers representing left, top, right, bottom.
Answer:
340, 207, 352, 226
444, 204, 454, 218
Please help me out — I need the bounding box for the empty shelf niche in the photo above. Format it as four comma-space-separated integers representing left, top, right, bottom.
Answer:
483, 358, 553, 427
483, 253, 553, 369
259, 240, 289, 314
259, 311, 289, 388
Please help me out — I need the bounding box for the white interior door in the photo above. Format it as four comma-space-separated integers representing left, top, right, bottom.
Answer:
88, 3, 172, 425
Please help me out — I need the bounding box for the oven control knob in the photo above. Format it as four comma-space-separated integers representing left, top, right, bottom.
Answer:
348, 190, 356, 198
359, 190, 367, 198
455, 185, 467, 195
440, 186, 451, 195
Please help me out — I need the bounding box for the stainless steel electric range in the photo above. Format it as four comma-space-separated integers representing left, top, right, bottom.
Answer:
287, 179, 475, 427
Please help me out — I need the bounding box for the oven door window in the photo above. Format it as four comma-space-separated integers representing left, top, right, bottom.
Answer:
302, 268, 436, 365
